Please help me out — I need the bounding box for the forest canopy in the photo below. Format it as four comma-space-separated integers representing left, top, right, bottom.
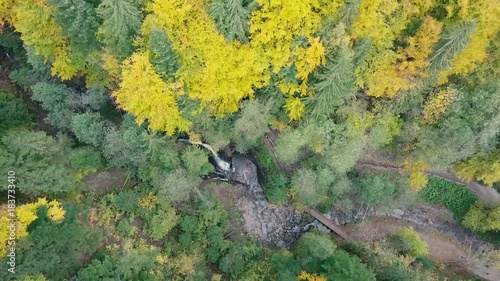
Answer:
0, 0, 499, 280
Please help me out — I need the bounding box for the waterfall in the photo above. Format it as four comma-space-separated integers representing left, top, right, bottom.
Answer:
178, 139, 233, 174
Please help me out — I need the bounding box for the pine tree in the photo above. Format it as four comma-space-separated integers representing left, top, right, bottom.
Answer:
96, 0, 142, 59
0, 130, 77, 195
31, 82, 82, 131
429, 21, 476, 81
208, 0, 255, 43
307, 48, 355, 118
149, 27, 180, 81
71, 112, 109, 147
47, 0, 100, 54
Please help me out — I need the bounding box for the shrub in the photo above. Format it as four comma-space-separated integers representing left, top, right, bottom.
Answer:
256, 139, 291, 204
389, 227, 428, 258
219, 240, 264, 278
147, 203, 179, 240
358, 174, 397, 205
419, 177, 477, 222
0, 91, 32, 134
112, 191, 139, 213
69, 148, 103, 170
266, 172, 290, 204
462, 202, 500, 232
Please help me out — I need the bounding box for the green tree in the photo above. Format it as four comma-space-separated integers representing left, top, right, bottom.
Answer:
48, 0, 100, 54
71, 112, 109, 147
155, 168, 195, 202
209, 0, 256, 43
147, 202, 179, 240
181, 147, 214, 178
389, 227, 429, 258
149, 27, 180, 81
96, 0, 142, 59
429, 21, 475, 81
0, 91, 32, 134
114, 249, 159, 280
69, 147, 103, 170
291, 168, 335, 206
0, 206, 103, 280
462, 202, 500, 232
112, 190, 140, 213
0, 130, 77, 195
293, 231, 337, 273
233, 99, 271, 152
31, 82, 82, 131
102, 116, 148, 168
85, 84, 108, 110
322, 250, 376, 281
357, 174, 397, 205
270, 251, 302, 281
219, 240, 264, 278
307, 49, 355, 118
77, 257, 116, 281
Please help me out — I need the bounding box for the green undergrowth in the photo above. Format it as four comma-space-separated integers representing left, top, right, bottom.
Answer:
419, 177, 500, 245
419, 177, 477, 223
255, 138, 290, 204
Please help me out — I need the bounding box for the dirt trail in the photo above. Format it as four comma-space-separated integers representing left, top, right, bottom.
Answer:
357, 158, 500, 206
346, 216, 500, 281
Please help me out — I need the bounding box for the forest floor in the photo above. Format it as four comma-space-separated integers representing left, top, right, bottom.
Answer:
345, 216, 500, 280
257, 131, 499, 279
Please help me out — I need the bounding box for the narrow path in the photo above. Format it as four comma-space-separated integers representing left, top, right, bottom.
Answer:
357, 159, 500, 206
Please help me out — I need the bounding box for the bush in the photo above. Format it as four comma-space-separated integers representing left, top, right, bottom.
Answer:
358, 174, 397, 205
256, 139, 290, 204
266, 172, 290, 204
0, 91, 32, 134
112, 191, 139, 213
147, 203, 179, 240
389, 227, 428, 258
462, 202, 500, 232
419, 177, 477, 222
219, 240, 264, 278
69, 148, 103, 170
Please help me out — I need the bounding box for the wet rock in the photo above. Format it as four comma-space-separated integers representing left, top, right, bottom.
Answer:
230, 155, 307, 248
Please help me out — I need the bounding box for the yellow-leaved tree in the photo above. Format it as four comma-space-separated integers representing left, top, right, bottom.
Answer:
297, 271, 327, 281
421, 87, 458, 124
143, 0, 268, 117
454, 150, 500, 187
0, 198, 65, 256
112, 51, 191, 135
353, 0, 436, 98
438, 0, 500, 84
249, 0, 336, 117
404, 160, 429, 191
10, 0, 77, 79
399, 16, 443, 79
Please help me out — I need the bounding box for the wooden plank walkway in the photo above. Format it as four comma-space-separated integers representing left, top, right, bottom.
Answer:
308, 207, 351, 241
